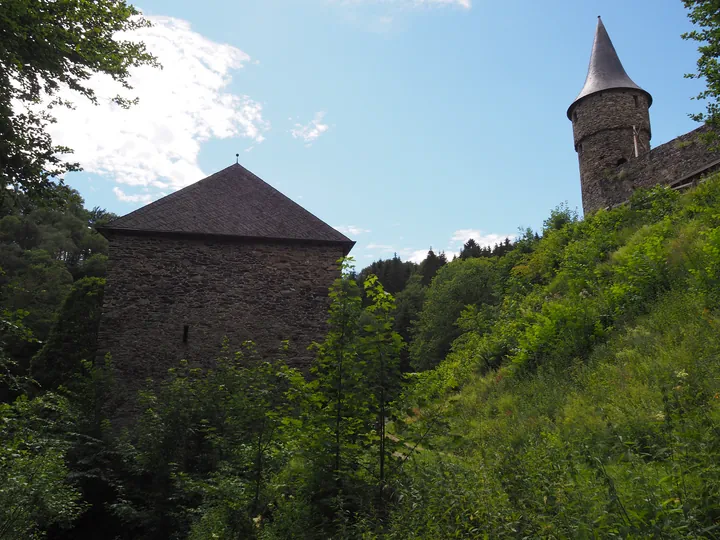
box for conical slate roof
[567,16,652,119]
[100,163,354,247]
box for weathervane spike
[235,153,239,164]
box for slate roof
[568,16,652,119]
[99,163,354,247]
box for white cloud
[397,247,458,263]
[112,187,156,204]
[335,225,371,236]
[450,229,513,249]
[46,15,269,201]
[290,112,330,146]
[394,229,513,265]
[403,249,431,263]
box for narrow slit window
[633,95,639,108]
[183,325,189,343]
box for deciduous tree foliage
[0,0,157,198]
[410,257,501,371]
[2,3,720,536]
[0,393,83,539]
[683,0,720,140]
[0,186,112,365]
[391,181,720,538]
[31,277,105,391]
[288,262,402,537]
[2,181,720,538]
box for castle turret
[568,17,652,214]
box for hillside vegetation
[2,179,720,539]
[385,178,720,538]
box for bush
[31,277,105,391]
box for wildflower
[675,369,689,379]
[653,412,665,421]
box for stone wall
[573,93,720,213]
[96,233,343,401]
[608,125,720,200]
[571,90,652,214]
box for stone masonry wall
[571,90,651,214]
[96,234,343,402]
[607,125,720,201]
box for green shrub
[388,177,720,538]
[31,277,105,391]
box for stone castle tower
[568,17,654,214]
[97,163,354,403]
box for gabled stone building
[569,17,720,214]
[97,163,353,389]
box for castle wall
[571,90,651,214]
[606,125,720,204]
[96,234,343,397]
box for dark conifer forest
[2,0,720,538]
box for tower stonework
[96,163,354,410]
[569,17,653,214]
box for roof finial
[567,16,652,119]
[235,153,239,164]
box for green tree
[682,0,720,141]
[306,260,365,496]
[1,250,73,356]
[393,274,425,371]
[109,347,303,539]
[357,255,417,296]
[0,307,37,403]
[284,261,404,536]
[31,277,105,391]
[0,0,157,198]
[419,249,447,286]
[0,309,81,538]
[0,187,112,366]
[459,238,483,259]
[542,202,578,234]
[359,275,403,498]
[0,393,83,539]
[410,257,499,371]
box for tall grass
[387,178,720,538]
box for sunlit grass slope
[388,178,720,539]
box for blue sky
[55,0,706,266]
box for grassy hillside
[385,178,720,538]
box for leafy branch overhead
[0,0,159,198]
[683,0,720,139]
